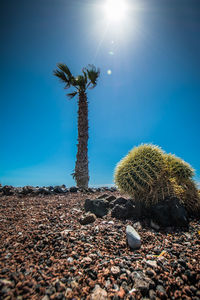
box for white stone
[67,257,73,263]
[111,266,120,275]
[108,221,114,225]
[126,225,141,250]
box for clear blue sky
[1,0,200,187]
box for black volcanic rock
[2,186,15,196]
[69,186,78,193]
[84,198,109,217]
[111,199,137,220]
[150,197,189,227]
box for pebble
[146,260,158,268]
[82,257,92,264]
[67,257,73,263]
[111,266,120,275]
[126,225,141,249]
[149,289,156,299]
[79,213,96,225]
[42,296,49,300]
[90,285,108,300]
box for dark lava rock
[79,213,96,225]
[84,199,109,217]
[113,197,128,206]
[150,197,189,227]
[54,186,65,194]
[22,186,34,195]
[2,185,15,196]
[111,198,139,220]
[34,187,51,195]
[97,194,109,199]
[69,186,78,193]
[106,195,117,202]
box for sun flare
[104,0,128,22]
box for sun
[104,0,128,22]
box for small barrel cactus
[114,144,171,206]
[114,144,200,214]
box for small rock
[2,185,14,196]
[113,197,128,206]
[70,280,78,289]
[133,221,142,230]
[0,279,13,287]
[131,271,150,296]
[156,285,167,297]
[149,289,156,300]
[60,229,72,238]
[126,225,141,250]
[84,199,109,217]
[118,286,125,298]
[146,260,157,268]
[22,186,34,195]
[38,224,46,230]
[82,257,92,264]
[111,266,120,276]
[67,257,73,263]
[95,226,99,233]
[42,296,49,300]
[69,186,78,193]
[97,194,109,199]
[106,195,116,202]
[111,199,138,219]
[145,269,155,277]
[90,285,108,300]
[65,288,73,298]
[53,186,64,194]
[108,221,114,225]
[80,213,96,225]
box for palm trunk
[74,91,89,188]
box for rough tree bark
[74,91,89,188]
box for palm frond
[57,63,72,78]
[86,64,100,86]
[82,69,88,85]
[53,69,68,83]
[67,91,78,99]
[75,75,87,91]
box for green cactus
[114,144,172,206]
[170,177,200,215]
[114,144,200,213]
[164,153,194,179]
[164,153,200,214]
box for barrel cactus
[114,144,171,206]
[114,144,200,214]
[164,153,194,179]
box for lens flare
[105,0,128,22]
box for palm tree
[53,64,100,188]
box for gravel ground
[0,191,200,300]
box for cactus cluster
[114,144,200,214]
